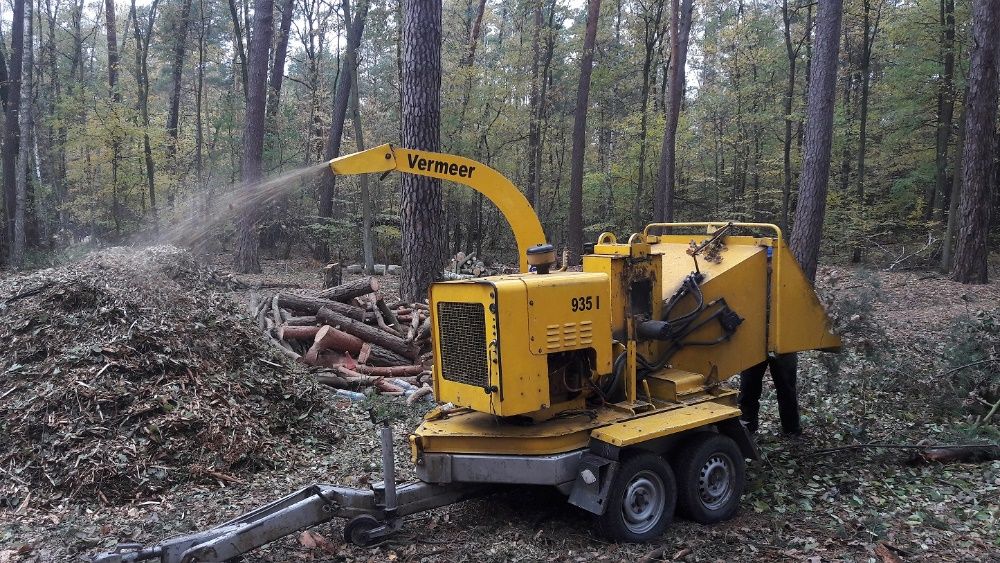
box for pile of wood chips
[254,277,434,404]
[0,247,327,503]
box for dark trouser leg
[769,353,801,434]
[738,361,768,434]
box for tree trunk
[233,0,275,273]
[131,0,160,230]
[951,0,999,284]
[653,0,693,223]
[526,0,543,208]
[567,0,602,260]
[165,0,194,161]
[105,0,122,234]
[789,0,843,283]
[400,0,444,301]
[266,0,294,117]
[633,0,664,233]
[12,0,33,267]
[316,0,369,259]
[941,93,966,272]
[781,0,797,232]
[351,71,375,273]
[932,0,956,221]
[227,0,249,100]
[3,0,26,263]
[855,0,880,207]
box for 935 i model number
[571,295,599,312]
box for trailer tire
[673,434,744,523]
[344,514,381,546]
[595,452,677,542]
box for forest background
[0,0,996,291]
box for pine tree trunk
[165,0,193,161]
[3,0,26,264]
[951,0,999,284]
[932,0,956,221]
[234,0,274,274]
[789,0,843,283]
[131,0,160,230]
[653,0,693,223]
[12,0,33,267]
[105,0,122,234]
[855,0,879,207]
[781,0,797,232]
[266,0,294,117]
[227,0,249,100]
[567,0,602,260]
[941,93,966,272]
[400,0,443,301]
[526,0,543,208]
[316,0,369,259]
[633,0,663,233]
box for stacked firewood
[440,251,492,280]
[251,277,434,404]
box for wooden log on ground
[278,325,322,341]
[365,343,413,367]
[313,325,365,356]
[317,307,418,359]
[352,364,425,377]
[278,293,372,322]
[376,297,401,333]
[284,315,318,326]
[316,277,379,302]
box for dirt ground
[1,252,998,562]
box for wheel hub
[621,470,666,534]
[698,453,734,510]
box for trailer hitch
[90,421,487,562]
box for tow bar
[91,416,486,562]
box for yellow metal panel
[521,272,611,363]
[491,278,550,414]
[411,396,737,455]
[590,402,741,447]
[329,145,546,273]
[770,243,842,353]
[429,282,499,413]
[644,368,705,402]
[651,242,769,379]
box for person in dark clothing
[738,352,801,435]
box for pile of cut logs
[440,251,492,280]
[250,277,434,404]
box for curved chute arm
[328,144,547,273]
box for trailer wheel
[344,515,381,546]
[595,452,677,542]
[673,434,744,523]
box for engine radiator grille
[436,301,490,388]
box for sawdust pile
[0,247,324,503]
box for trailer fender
[567,452,619,516]
[716,418,760,460]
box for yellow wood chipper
[92,146,840,562]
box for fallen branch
[810,442,1000,464]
